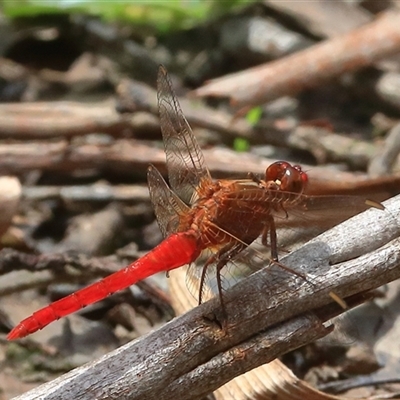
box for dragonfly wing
[147,164,190,238]
[274,194,379,229]
[203,185,384,259]
[157,65,212,204]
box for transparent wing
[216,185,375,225]
[184,189,384,303]
[276,194,379,229]
[147,164,189,238]
[157,65,212,204]
[214,184,378,248]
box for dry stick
[1,138,400,206]
[0,138,316,178]
[169,257,351,400]
[117,77,256,140]
[0,66,388,169]
[0,81,254,140]
[9,195,400,400]
[55,204,125,256]
[22,184,150,203]
[368,122,400,176]
[0,77,392,171]
[193,10,400,108]
[2,246,189,305]
[0,101,129,139]
[0,176,21,236]
[0,93,381,167]
[121,76,380,171]
[264,0,372,38]
[0,78,387,169]
[0,250,159,309]
[261,124,376,170]
[3,139,400,201]
[0,139,169,175]
[0,250,132,282]
[0,138,385,183]
[118,77,378,168]
[0,270,54,298]
[376,71,400,111]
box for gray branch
[11,195,400,400]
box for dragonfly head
[264,161,308,194]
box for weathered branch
[9,194,400,400]
[22,183,149,203]
[0,85,385,170]
[193,10,400,108]
[0,101,130,139]
[3,139,400,201]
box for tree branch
[193,11,400,109]
[10,195,400,400]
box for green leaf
[233,137,250,152]
[3,1,256,33]
[245,106,262,126]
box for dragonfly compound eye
[265,161,291,181]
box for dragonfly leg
[261,216,310,283]
[199,242,246,308]
[199,253,218,305]
[261,215,278,261]
[248,172,261,184]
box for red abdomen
[7,231,201,340]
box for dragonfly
[7,66,380,340]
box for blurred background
[1,1,400,399]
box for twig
[55,204,124,256]
[0,138,382,182]
[0,138,314,177]
[368,122,400,176]
[169,251,374,400]
[0,82,254,141]
[193,10,400,108]
[1,138,400,204]
[264,0,372,38]
[9,194,400,400]
[0,139,168,176]
[0,102,130,139]
[22,184,149,203]
[260,124,376,169]
[0,81,389,170]
[116,78,256,140]
[0,249,165,312]
[0,270,54,298]
[376,71,400,111]
[0,176,21,236]
[0,248,138,278]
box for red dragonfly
[7,66,378,340]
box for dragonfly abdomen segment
[7,231,201,340]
